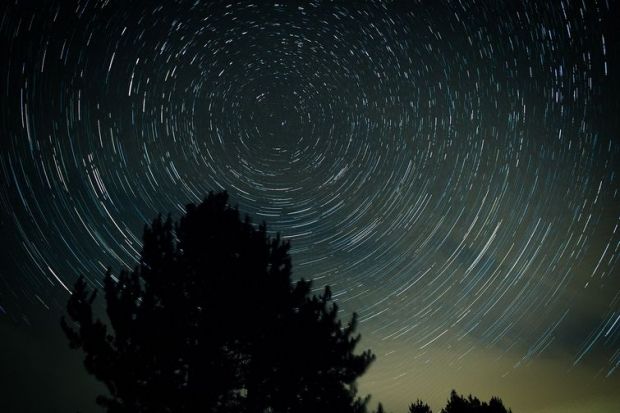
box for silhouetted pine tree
[62,191,375,413]
[440,390,512,413]
[409,399,432,413]
[487,396,512,413]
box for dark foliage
[407,391,512,413]
[409,399,432,413]
[440,390,512,413]
[61,191,375,413]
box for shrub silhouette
[440,390,512,413]
[407,391,512,413]
[409,399,432,413]
[61,191,375,413]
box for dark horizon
[1,1,619,412]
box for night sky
[1,1,619,412]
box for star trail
[0,1,618,412]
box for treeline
[375,390,511,413]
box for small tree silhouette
[409,399,432,413]
[440,390,512,413]
[62,191,375,413]
[488,396,511,413]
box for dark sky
[1,1,619,412]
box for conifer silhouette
[62,191,375,413]
[440,390,512,413]
[409,399,432,413]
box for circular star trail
[1,1,618,410]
